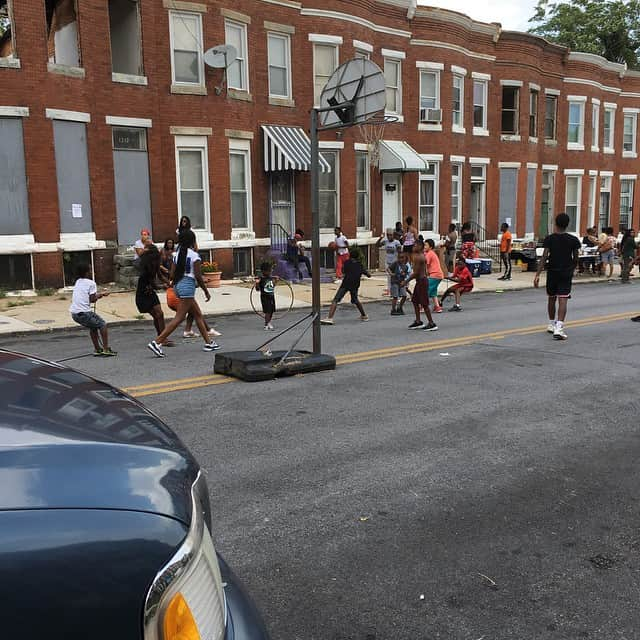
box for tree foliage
[529,0,640,69]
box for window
[419,163,438,232]
[45,0,81,67]
[225,20,248,91]
[63,250,91,287]
[356,151,369,229]
[108,0,143,76]
[267,33,290,99]
[599,175,611,229]
[623,112,637,156]
[112,126,147,151]
[473,80,487,131]
[529,89,538,138]
[419,70,440,121]
[544,95,557,140]
[0,254,32,290]
[501,85,519,135]
[313,44,337,106]
[540,170,554,236]
[175,136,209,230]
[619,179,634,230]
[451,163,462,222]
[319,151,338,228]
[452,75,464,131]
[587,176,597,229]
[229,149,251,229]
[591,102,599,151]
[567,100,585,148]
[170,12,203,85]
[384,59,401,115]
[0,1,15,59]
[603,107,615,151]
[354,49,369,60]
[564,175,581,233]
[233,248,252,276]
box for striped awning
[262,125,331,172]
[379,140,428,172]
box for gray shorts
[333,286,359,304]
[390,283,406,298]
[72,311,106,330]
[600,250,615,265]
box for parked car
[0,349,270,640]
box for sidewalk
[0,269,622,336]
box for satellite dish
[319,59,386,129]
[204,44,237,69]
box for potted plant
[201,261,222,288]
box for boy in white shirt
[69,264,116,356]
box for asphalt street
[2,281,640,639]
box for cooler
[479,258,492,274]
[465,259,481,277]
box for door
[382,172,402,230]
[112,127,152,245]
[540,170,554,237]
[470,182,485,227]
[270,171,294,233]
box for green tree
[529,0,640,69]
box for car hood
[0,350,199,524]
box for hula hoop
[250,279,295,319]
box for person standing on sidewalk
[424,239,444,313]
[444,223,458,274]
[333,227,349,283]
[406,247,438,332]
[620,228,637,283]
[321,249,371,325]
[402,216,418,258]
[534,213,581,341]
[498,222,513,280]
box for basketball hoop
[357,114,399,168]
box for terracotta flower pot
[203,271,222,288]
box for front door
[470,182,485,227]
[112,126,152,245]
[270,171,294,233]
[382,172,402,231]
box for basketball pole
[310,108,321,355]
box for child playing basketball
[256,262,278,330]
[440,255,474,311]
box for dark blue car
[0,349,270,640]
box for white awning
[379,140,428,172]
[262,125,331,172]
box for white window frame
[318,149,340,230]
[529,88,539,140]
[174,135,210,233]
[623,109,638,158]
[599,174,612,229]
[603,104,616,154]
[169,11,204,87]
[267,31,291,100]
[451,162,462,223]
[313,43,338,107]
[500,81,521,137]
[355,150,370,230]
[591,100,600,152]
[418,162,439,234]
[587,174,598,229]
[619,176,635,229]
[225,19,249,92]
[228,139,253,231]
[418,65,442,131]
[452,74,465,133]
[384,58,402,119]
[472,78,488,135]
[564,174,582,234]
[567,97,586,150]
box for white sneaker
[547,322,556,334]
[264,325,270,331]
[553,326,568,340]
[360,315,369,322]
[183,331,196,338]
[208,328,222,337]
[267,322,275,330]
[203,341,221,351]
[147,340,165,358]
[320,318,334,325]
[333,279,342,284]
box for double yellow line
[123,310,636,398]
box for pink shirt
[425,250,443,279]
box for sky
[419,0,540,33]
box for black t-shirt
[342,259,369,290]
[582,235,596,248]
[543,232,581,272]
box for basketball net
[356,115,399,168]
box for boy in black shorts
[256,262,278,330]
[534,212,581,340]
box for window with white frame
[170,12,203,85]
[419,70,440,121]
[314,44,337,106]
[267,32,291,99]
[451,163,462,222]
[587,175,597,229]
[384,59,401,115]
[544,95,557,140]
[603,106,615,151]
[453,75,464,130]
[354,49,370,60]
[623,112,637,155]
[355,151,369,229]
[591,102,600,151]
[229,143,252,229]
[473,80,487,131]
[175,137,209,230]
[567,100,585,148]
[501,85,519,134]
[319,151,338,229]
[620,178,634,229]
[419,163,438,232]
[225,20,249,91]
[529,88,538,138]
[599,175,611,229]
[564,175,581,233]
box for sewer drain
[33,319,54,325]
[589,554,617,569]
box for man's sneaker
[147,341,165,357]
[408,321,424,329]
[320,318,334,325]
[547,322,556,333]
[433,305,443,313]
[208,327,222,337]
[390,309,400,315]
[398,307,405,315]
[360,315,369,322]
[423,322,438,332]
[333,279,342,284]
[504,276,512,280]
[449,304,462,312]
[553,326,568,340]
[631,315,640,322]
[93,349,103,357]
[203,342,221,351]
[267,322,275,330]
[497,275,506,281]
[100,347,117,357]
[183,331,196,338]
[264,325,271,331]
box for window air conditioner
[420,108,442,123]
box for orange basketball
[328,241,337,251]
[166,286,179,311]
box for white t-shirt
[336,234,349,255]
[173,248,201,279]
[69,278,97,314]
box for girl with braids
[136,245,173,344]
[147,229,220,357]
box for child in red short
[440,256,474,311]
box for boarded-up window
[0,117,30,235]
[499,168,518,228]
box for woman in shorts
[136,245,172,344]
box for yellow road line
[124,310,637,398]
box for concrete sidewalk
[0,268,625,335]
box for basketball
[328,241,337,251]
[166,286,179,311]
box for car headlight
[144,471,227,640]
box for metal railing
[465,221,501,265]
[270,223,290,254]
